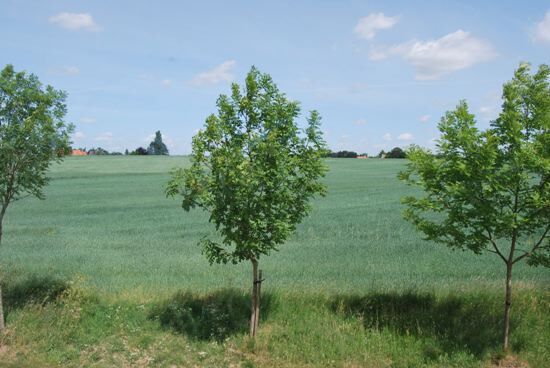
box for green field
[0,156,548,367]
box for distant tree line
[322,147,406,159]
[74,130,169,156]
[378,147,406,159]
[324,150,358,158]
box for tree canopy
[399,63,549,350]
[0,64,73,244]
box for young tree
[147,130,169,155]
[166,67,327,337]
[0,64,73,330]
[399,63,549,351]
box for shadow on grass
[149,288,273,341]
[330,292,520,359]
[2,275,68,315]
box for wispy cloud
[354,13,399,40]
[79,117,96,124]
[191,60,236,86]
[161,79,172,87]
[419,114,431,122]
[533,11,550,44]
[383,133,392,141]
[353,119,368,126]
[370,30,496,80]
[73,131,85,139]
[95,132,113,142]
[49,12,101,32]
[62,66,80,75]
[397,132,414,141]
[49,66,80,76]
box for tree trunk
[249,258,260,337]
[0,283,4,332]
[0,204,7,331]
[503,262,513,351]
[0,205,5,246]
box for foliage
[147,130,169,155]
[166,67,328,265]
[0,64,73,244]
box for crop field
[0,156,548,367]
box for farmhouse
[71,149,87,156]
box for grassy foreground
[0,156,548,367]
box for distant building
[71,149,87,156]
[357,155,368,159]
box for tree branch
[484,229,507,263]
[513,225,550,264]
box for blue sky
[1,0,549,154]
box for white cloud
[49,66,80,76]
[79,117,96,124]
[95,132,113,142]
[191,60,236,86]
[49,12,100,31]
[371,30,496,80]
[62,66,80,75]
[533,11,550,44]
[354,13,399,40]
[397,132,414,141]
[161,79,172,87]
[383,133,392,141]
[419,114,431,122]
[353,119,368,126]
[73,131,85,139]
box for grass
[0,156,548,367]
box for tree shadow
[149,288,273,341]
[2,274,68,315]
[330,292,522,359]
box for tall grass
[2,156,548,295]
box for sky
[1,0,549,155]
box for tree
[166,67,327,337]
[147,130,169,155]
[131,147,148,155]
[386,147,406,158]
[399,63,549,351]
[377,150,386,158]
[0,64,73,330]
